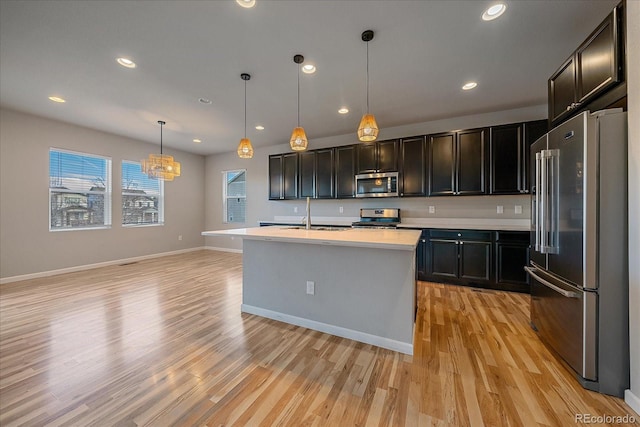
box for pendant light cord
[366,41,370,114]
[297,65,300,127]
[244,79,247,139]
[160,122,163,155]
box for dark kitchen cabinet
[335,145,357,198]
[400,136,426,197]
[489,120,546,195]
[428,129,486,196]
[426,230,492,286]
[299,148,335,199]
[495,231,530,293]
[416,230,429,281]
[268,153,298,200]
[356,139,398,174]
[549,3,624,125]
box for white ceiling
[0,0,620,156]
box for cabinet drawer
[429,229,492,242]
[495,231,529,243]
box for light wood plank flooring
[0,250,637,426]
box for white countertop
[398,218,530,231]
[202,226,421,251]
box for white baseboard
[0,247,206,285]
[204,246,243,254]
[241,304,413,355]
[625,389,640,417]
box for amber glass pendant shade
[357,113,379,142]
[142,120,181,181]
[289,126,308,151]
[237,137,254,158]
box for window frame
[222,169,247,224]
[49,147,112,232]
[121,159,165,228]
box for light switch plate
[428,206,435,214]
[515,205,522,214]
[306,281,315,295]
[294,206,298,213]
[497,205,504,214]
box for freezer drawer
[527,266,597,380]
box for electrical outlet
[515,205,522,214]
[497,205,504,214]
[306,281,315,295]
[294,206,298,213]
[428,206,435,214]
[339,206,344,213]
[178,235,183,241]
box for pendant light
[290,54,308,151]
[237,73,254,159]
[141,120,181,181]
[357,30,379,142]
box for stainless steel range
[351,208,400,229]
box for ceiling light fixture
[482,3,507,21]
[290,55,308,151]
[236,0,256,8]
[302,64,316,74]
[237,73,254,159]
[255,125,265,130]
[48,96,66,103]
[141,121,181,181]
[199,97,212,105]
[462,82,478,90]
[338,107,349,114]
[193,139,202,144]
[357,30,379,142]
[116,57,136,68]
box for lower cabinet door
[459,241,491,282]
[429,239,458,280]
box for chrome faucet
[305,196,311,230]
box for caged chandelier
[141,120,181,181]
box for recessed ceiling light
[302,64,316,74]
[48,96,66,103]
[462,82,478,90]
[116,57,136,68]
[236,0,256,8]
[482,3,507,21]
[193,139,202,144]
[338,107,349,114]
[199,97,212,105]
[255,125,265,130]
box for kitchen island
[202,227,421,354]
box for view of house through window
[49,148,112,230]
[223,170,246,223]
[122,160,164,226]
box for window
[223,169,246,223]
[122,160,164,226]
[49,148,112,230]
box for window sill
[49,225,112,232]
[122,223,164,228]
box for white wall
[0,108,206,280]
[204,104,546,250]
[626,0,640,415]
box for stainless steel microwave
[355,172,399,198]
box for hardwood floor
[0,250,637,426]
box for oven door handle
[524,267,580,298]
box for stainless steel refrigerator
[526,109,629,397]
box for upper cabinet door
[428,132,456,196]
[400,136,426,197]
[490,124,523,195]
[299,151,316,198]
[356,143,377,174]
[282,153,298,199]
[576,7,621,104]
[377,139,399,172]
[335,145,356,198]
[315,148,335,199]
[549,56,577,124]
[457,128,486,195]
[268,155,283,200]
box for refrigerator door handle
[547,149,560,254]
[525,267,580,298]
[540,150,548,252]
[534,152,542,252]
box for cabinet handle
[457,233,461,237]
[566,105,572,111]
[455,241,459,245]
[460,241,464,245]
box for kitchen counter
[202,226,421,251]
[202,226,420,355]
